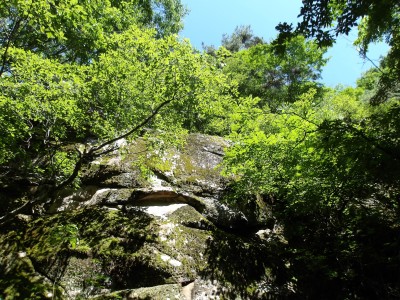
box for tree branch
[0,17,23,77]
[54,98,173,192]
[91,99,172,153]
[0,196,41,226]
[0,99,174,225]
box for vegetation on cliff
[0,0,399,299]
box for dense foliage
[0,0,186,66]
[221,35,327,110]
[217,1,400,296]
[0,0,399,299]
[222,84,400,298]
[0,0,234,220]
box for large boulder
[0,134,292,299]
[51,134,258,230]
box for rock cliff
[0,134,292,299]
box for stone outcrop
[0,134,292,299]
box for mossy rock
[169,205,215,231]
[0,134,288,299]
[0,203,290,299]
[91,283,185,299]
[0,206,212,299]
[0,218,62,300]
[0,207,160,299]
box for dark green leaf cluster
[222,77,400,297]
[215,5,400,296]
[221,25,264,53]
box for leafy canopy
[216,25,400,296]
[0,0,187,66]
[0,25,232,188]
[222,75,400,297]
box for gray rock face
[51,134,251,230]
[0,134,292,300]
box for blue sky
[179,0,389,87]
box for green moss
[147,154,174,173]
[120,133,224,187]
[97,237,125,256]
[147,206,214,281]
[0,207,163,298]
[92,283,182,299]
[169,205,214,230]
[173,153,212,183]
[0,231,62,300]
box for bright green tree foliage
[0,24,231,189]
[0,0,186,66]
[0,48,86,178]
[222,80,400,297]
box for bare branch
[0,197,39,226]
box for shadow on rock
[200,229,291,299]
